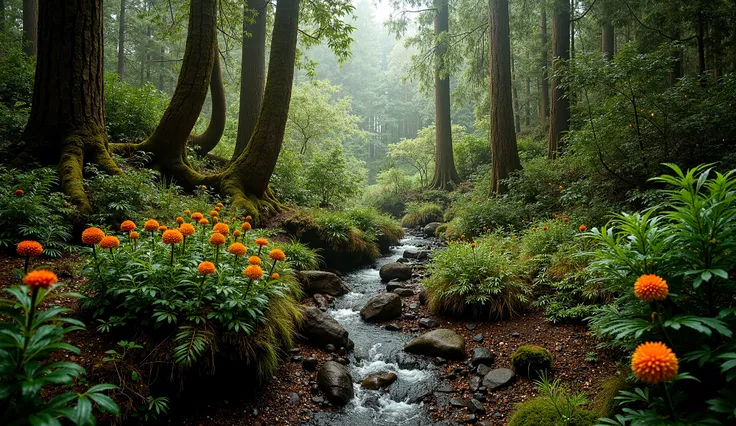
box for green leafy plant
[104,73,168,142]
[509,373,599,426]
[401,202,444,228]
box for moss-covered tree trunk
[16,0,121,216]
[218,0,299,217]
[489,0,521,195]
[428,0,460,190]
[132,0,217,184]
[22,0,37,56]
[232,0,267,162]
[191,46,226,155]
[547,0,569,160]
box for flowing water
[307,235,447,426]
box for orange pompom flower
[579,225,587,232]
[563,217,569,223]
[162,229,183,245]
[271,273,280,280]
[241,222,252,231]
[634,274,669,302]
[269,249,286,262]
[14,189,24,196]
[248,256,262,265]
[255,238,268,246]
[212,217,219,224]
[229,242,247,256]
[158,225,168,232]
[244,264,263,280]
[17,240,43,257]
[197,218,208,226]
[82,227,105,245]
[100,236,120,256]
[213,223,230,236]
[144,219,159,232]
[532,227,537,232]
[23,269,58,290]
[198,261,216,275]
[209,233,226,246]
[210,210,219,217]
[121,220,136,232]
[216,202,223,208]
[471,243,476,249]
[233,230,242,241]
[201,185,207,190]
[184,209,191,215]
[215,206,221,212]
[130,231,140,240]
[191,212,204,221]
[245,215,252,222]
[176,216,185,225]
[631,342,678,384]
[179,223,195,236]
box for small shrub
[279,239,322,270]
[511,345,553,378]
[443,197,528,239]
[509,372,598,426]
[401,202,444,227]
[422,233,529,319]
[105,73,168,141]
[518,220,576,260]
[304,145,365,208]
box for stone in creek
[469,376,481,392]
[386,281,405,291]
[385,323,401,331]
[470,347,495,367]
[476,364,491,377]
[449,397,467,408]
[288,392,300,405]
[403,249,419,259]
[467,398,486,415]
[292,355,302,362]
[418,317,438,328]
[472,333,484,343]
[360,292,402,322]
[416,250,430,260]
[473,393,486,402]
[379,262,412,282]
[297,271,349,296]
[302,357,318,371]
[313,293,329,309]
[423,222,442,237]
[397,257,409,263]
[317,361,354,406]
[299,307,349,349]
[435,384,455,393]
[361,372,398,390]
[393,288,414,297]
[325,344,336,353]
[482,368,515,391]
[403,313,416,320]
[404,329,466,360]
[418,288,427,305]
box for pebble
[465,323,477,331]
[325,344,336,353]
[467,398,485,415]
[292,355,302,362]
[472,333,484,343]
[449,397,466,408]
[288,392,300,405]
[385,323,401,331]
[302,357,318,371]
[418,317,438,328]
[511,332,520,338]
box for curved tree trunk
[547,0,569,160]
[16,0,121,216]
[191,47,226,155]
[22,0,37,56]
[232,0,267,162]
[218,0,299,218]
[489,0,521,195]
[132,0,217,184]
[428,0,460,190]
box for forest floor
[0,237,620,426]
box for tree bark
[489,0,521,195]
[22,0,37,56]
[117,0,125,80]
[191,47,226,155]
[539,7,549,120]
[130,0,217,183]
[525,76,531,126]
[17,0,121,216]
[233,0,267,162]
[547,0,569,160]
[219,0,299,217]
[601,0,614,61]
[428,0,460,190]
[512,53,521,133]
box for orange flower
[198,261,216,275]
[144,219,159,232]
[158,225,168,232]
[120,220,136,232]
[209,233,226,246]
[248,256,262,265]
[184,209,191,215]
[229,243,247,256]
[579,225,587,232]
[244,264,263,280]
[100,236,120,250]
[532,227,537,232]
[130,231,140,240]
[241,222,252,231]
[215,207,221,212]
[271,273,280,280]
[81,227,105,245]
[631,342,678,384]
[563,217,569,223]
[216,202,223,208]
[176,216,185,225]
[213,217,219,224]
[179,223,195,236]
[255,238,269,247]
[269,249,286,262]
[460,234,466,239]
[14,189,24,196]
[245,215,252,222]
[23,269,58,289]
[634,274,668,302]
[542,226,548,231]
[17,240,43,257]
[210,210,219,217]
[471,243,476,249]
[213,223,230,235]
[198,218,209,226]
[191,212,204,221]
[162,229,183,245]
[233,230,242,238]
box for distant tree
[547,0,569,159]
[305,145,364,207]
[117,0,125,79]
[22,0,37,56]
[539,4,549,120]
[388,126,435,187]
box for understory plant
[509,373,598,426]
[587,165,736,425]
[0,270,119,424]
[400,202,443,228]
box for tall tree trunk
[232,0,267,161]
[117,0,125,80]
[525,76,531,126]
[191,47,226,155]
[428,0,460,190]
[131,0,217,182]
[219,0,299,217]
[17,0,121,216]
[489,0,521,195]
[601,0,614,60]
[512,53,521,133]
[697,11,706,81]
[540,7,549,120]
[547,0,569,159]
[22,0,37,56]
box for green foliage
[0,282,119,424]
[0,42,34,144]
[422,233,529,319]
[0,167,75,257]
[591,373,633,419]
[443,196,528,239]
[362,168,416,217]
[511,345,553,378]
[104,73,169,141]
[304,145,365,208]
[509,397,599,426]
[401,202,443,228]
[454,132,491,180]
[588,165,736,424]
[279,239,322,271]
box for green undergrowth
[508,398,599,426]
[401,202,444,228]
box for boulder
[313,293,329,309]
[360,293,402,322]
[386,281,405,291]
[470,348,495,367]
[300,307,349,348]
[361,372,398,390]
[298,271,349,296]
[379,262,412,282]
[317,361,354,406]
[482,368,515,391]
[393,288,414,297]
[404,329,466,360]
[423,222,442,236]
[403,249,419,259]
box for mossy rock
[511,345,552,378]
[508,398,599,426]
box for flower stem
[170,244,175,266]
[23,256,29,275]
[18,287,39,369]
[663,383,677,420]
[269,261,277,277]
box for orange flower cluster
[213,223,230,235]
[14,189,24,196]
[198,218,209,226]
[144,219,159,232]
[191,212,204,221]
[271,273,280,280]
[158,225,168,232]
[248,256,262,265]
[82,227,105,245]
[179,223,195,236]
[229,243,247,256]
[241,222,252,231]
[255,238,269,247]
[244,265,263,280]
[121,220,136,232]
[216,202,223,208]
[23,269,58,289]
[130,231,140,240]
[634,274,668,302]
[631,342,678,384]
[579,225,587,232]
[162,229,183,245]
[209,233,226,246]
[100,236,120,250]
[17,240,43,257]
[269,249,286,262]
[198,261,216,275]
